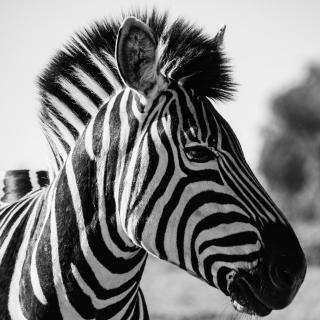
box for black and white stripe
[0,170,49,204]
[0,10,305,319]
[38,10,234,176]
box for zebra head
[114,17,306,316]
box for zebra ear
[116,17,159,96]
[214,25,226,47]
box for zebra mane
[38,9,235,175]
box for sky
[0,0,320,175]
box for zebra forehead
[149,84,220,144]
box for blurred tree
[260,65,320,222]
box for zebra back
[0,170,49,204]
[38,9,235,177]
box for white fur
[59,77,98,116]
[29,170,40,191]
[47,94,84,133]
[73,66,109,101]
[89,52,123,93]
[49,112,76,150]
[84,119,95,160]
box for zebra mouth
[229,276,271,317]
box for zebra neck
[45,128,150,319]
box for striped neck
[47,95,150,318]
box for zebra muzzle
[228,223,307,317]
[229,272,272,316]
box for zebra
[0,10,306,319]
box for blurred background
[1,0,320,319]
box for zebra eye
[184,145,216,163]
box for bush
[259,65,320,223]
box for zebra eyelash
[184,144,219,163]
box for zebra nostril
[263,223,307,295]
[272,264,294,288]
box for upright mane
[38,9,235,176]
